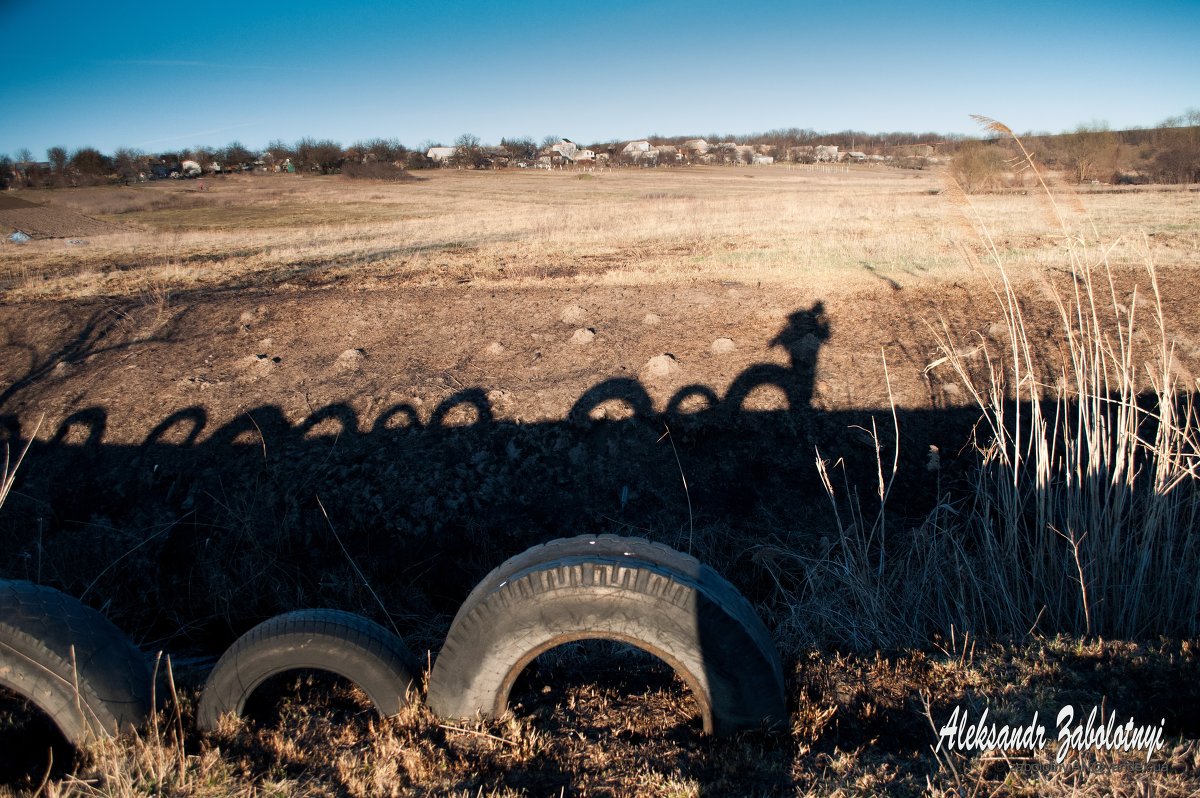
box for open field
[3,167,1198,299]
[1,165,1199,795]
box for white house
[426,146,458,163]
[549,139,596,163]
[656,145,680,162]
[814,145,840,162]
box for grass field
[3,167,1196,300]
[1,163,1198,796]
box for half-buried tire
[0,579,152,746]
[453,534,779,676]
[428,542,786,735]
[197,609,419,732]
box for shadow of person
[723,301,830,416]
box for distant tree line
[3,111,1199,190]
[949,111,1200,191]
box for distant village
[422,138,939,170]
[1,134,943,187]
[4,121,1195,187]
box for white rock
[561,304,587,324]
[571,328,596,345]
[711,337,736,354]
[337,348,366,370]
[642,354,681,380]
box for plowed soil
[0,195,119,238]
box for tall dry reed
[765,119,1200,650]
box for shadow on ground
[0,302,1190,795]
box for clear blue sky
[2,0,1197,156]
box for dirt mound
[0,204,119,239]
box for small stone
[642,313,661,325]
[484,341,506,357]
[561,304,587,325]
[571,328,595,345]
[234,353,278,381]
[337,348,366,370]
[643,353,682,381]
[711,337,736,354]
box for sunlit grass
[3,167,1195,301]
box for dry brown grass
[2,639,1195,797]
[3,167,1195,302]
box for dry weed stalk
[0,415,42,514]
[931,118,1200,639]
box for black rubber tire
[0,579,152,746]
[196,609,420,732]
[457,534,703,616]
[452,534,781,693]
[428,549,786,735]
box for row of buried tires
[0,534,786,753]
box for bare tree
[69,147,109,184]
[294,138,344,173]
[354,137,407,163]
[47,146,68,185]
[1158,108,1200,128]
[452,133,483,168]
[950,141,1007,193]
[500,136,537,161]
[1058,124,1119,183]
[1151,125,1200,184]
[221,141,254,170]
[113,148,147,183]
